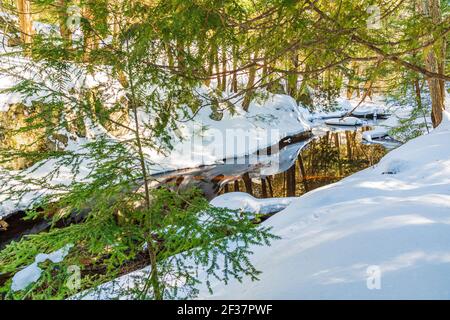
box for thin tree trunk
[82,4,98,62]
[215,45,221,90]
[234,179,240,192]
[165,42,174,68]
[346,63,360,99]
[221,45,227,91]
[414,78,430,133]
[205,42,215,87]
[287,54,299,99]
[125,39,162,300]
[335,133,343,177]
[231,44,238,92]
[242,172,253,195]
[266,176,274,197]
[57,0,71,44]
[298,154,309,192]
[176,39,185,69]
[345,131,353,160]
[242,50,259,111]
[261,178,268,198]
[286,164,296,197]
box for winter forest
[0,0,449,300]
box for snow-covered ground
[76,109,450,300]
[204,111,450,299]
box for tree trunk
[287,54,299,99]
[82,4,99,62]
[221,45,227,91]
[261,178,268,198]
[414,78,431,133]
[419,0,446,127]
[286,164,296,197]
[335,133,343,177]
[266,176,274,197]
[346,63,360,99]
[16,0,33,46]
[242,173,253,196]
[215,45,221,90]
[345,131,353,160]
[242,50,259,111]
[298,154,309,192]
[205,44,215,87]
[57,0,71,43]
[233,179,240,192]
[231,44,238,92]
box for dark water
[218,127,387,198]
[144,126,387,200]
[0,127,388,248]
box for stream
[0,124,396,249]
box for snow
[0,29,311,219]
[140,92,311,173]
[0,90,311,219]
[362,128,389,142]
[308,97,389,121]
[210,192,295,215]
[201,110,450,299]
[11,244,73,292]
[2,11,450,299]
[76,110,450,300]
[324,116,363,127]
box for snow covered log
[325,116,363,127]
[210,192,295,215]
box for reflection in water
[219,127,387,199]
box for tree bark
[233,179,240,192]
[242,50,259,111]
[231,44,238,92]
[298,154,309,192]
[345,131,353,160]
[242,172,253,196]
[414,78,431,133]
[261,178,268,198]
[57,0,71,43]
[266,176,274,197]
[419,0,446,127]
[221,45,227,91]
[286,164,296,197]
[16,0,33,46]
